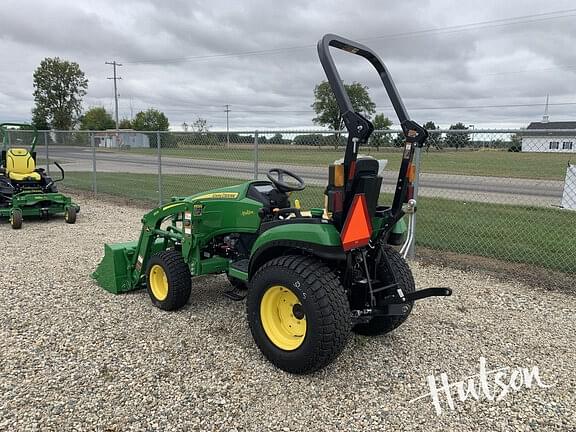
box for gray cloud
[1,0,575,130]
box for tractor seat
[5,148,41,181]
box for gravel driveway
[1,194,574,431]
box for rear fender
[249,222,345,278]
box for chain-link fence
[3,127,575,273]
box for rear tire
[247,255,351,374]
[10,210,22,229]
[352,246,415,336]
[64,207,77,224]
[146,250,191,311]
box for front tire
[64,207,77,224]
[247,255,351,374]
[146,250,191,311]
[352,246,415,336]
[10,210,22,229]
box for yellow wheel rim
[260,285,306,351]
[149,264,169,301]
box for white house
[521,121,576,153]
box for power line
[122,8,576,64]
[155,101,576,114]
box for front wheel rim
[149,264,169,301]
[260,285,306,351]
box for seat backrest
[6,148,36,174]
[350,157,382,217]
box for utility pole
[224,104,231,147]
[105,61,122,145]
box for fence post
[157,131,163,205]
[90,132,97,194]
[44,131,50,176]
[408,145,422,259]
[254,130,259,180]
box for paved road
[47,146,565,207]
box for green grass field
[64,171,576,274]
[114,146,573,180]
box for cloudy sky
[1,0,575,130]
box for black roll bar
[317,33,410,126]
[317,34,428,229]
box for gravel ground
[0,194,575,431]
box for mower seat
[6,149,41,182]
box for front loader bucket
[92,241,139,294]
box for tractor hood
[182,182,252,204]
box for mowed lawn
[64,172,576,273]
[115,146,573,180]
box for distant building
[521,121,576,153]
[94,129,150,148]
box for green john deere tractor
[0,123,80,229]
[93,34,451,374]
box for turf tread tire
[146,250,191,311]
[247,254,351,374]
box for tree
[32,57,88,130]
[32,107,50,130]
[269,133,284,145]
[445,122,470,149]
[119,118,132,129]
[293,134,324,146]
[392,132,405,147]
[190,117,217,146]
[312,81,376,132]
[132,108,170,148]
[132,108,169,131]
[509,133,522,152]
[80,107,115,130]
[370,114,392,149]
[423,121,442,150]
[191,117,209,133]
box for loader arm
[129,201,189,285]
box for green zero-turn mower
[0,123,80,229]
[93,34,452,374]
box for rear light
[407,163,416,184]
[329,164,345,187]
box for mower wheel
[353,245,415,336]
[10,210,22,229]
[146,250,191,311]
[247,255,350,374]
[64,207,77,224]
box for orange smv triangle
[341,194,373,251]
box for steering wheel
[266,168,305,193]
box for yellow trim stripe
[162,203,185,211]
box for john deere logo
[242,209,255,217]
[195,192,239,200]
